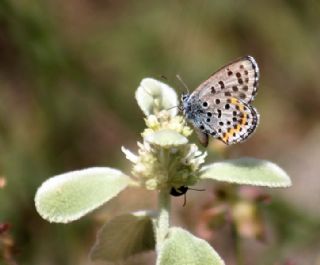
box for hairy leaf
[200,158,291,187]
[145,129,188,147]
[90,211,156,262]
[35,167,131,223]
[157,227,225,265]
[136,78,178,116]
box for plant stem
[232,224,244,265]
[156,188,171,252]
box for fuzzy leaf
[136,78,178,116]
[157,227,225,265]
[200,158,291,187]
[145,129,188,148]
[35,167,131,223]
[90,211,156,262]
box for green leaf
[145,129,188,148]
[200,158,291,187]
[135,78,178,116]
[35,167,131,223]
[90,211,156,262]
[157,227,225,265]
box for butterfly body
[181,56,260,146]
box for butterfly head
[180,93,190,111]
[181,93,189,102]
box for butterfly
[181,55,260,147]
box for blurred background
[0,0,320,264]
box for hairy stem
[232,224,244,265]
[156,188,171,252]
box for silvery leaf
[200,158,291,187]
[136,78,178,116]
[90,211,156,262]
[35,167,131,223]
[145,129,188,148]
[156,227,225,265]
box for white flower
[122,138,206,191]
[121,147,139,163]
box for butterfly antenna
[176,74,190,94]
[160,75,168,80]
[166,105,179,111]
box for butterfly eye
[181,94,189,101]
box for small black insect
[170,186,205,206]
[170,186,189,197]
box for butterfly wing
[197,96,259,145]
[193,56,259,104]
[183,55,260,145]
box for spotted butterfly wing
[195,96,259,145]
[196,56,259,103]
[182,56,260,146]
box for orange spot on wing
[221,97,250,144]
[241,114,247,125]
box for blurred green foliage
[0,0,320,264]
